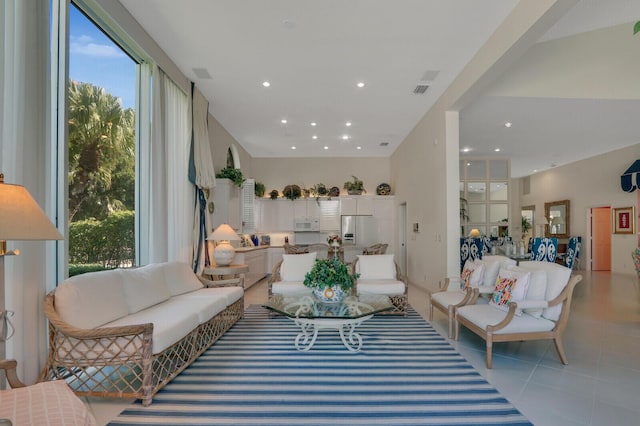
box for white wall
[520,144,640,276]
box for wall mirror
[544,200,570,239]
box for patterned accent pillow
[489,268,531,313]
[460,260,485,290]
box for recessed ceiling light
[494,148,501,152]
[262,81,271,87]
[341,135,350,140]
[310,122,317,126]
[462,148,471,153]
[323,146,329,150]
[291,146,296,150]
[466,162,471,166]
[345,121,352,127]
[504,121,512,128]
[281,119,287,124]
[356,146,362,150]
[312,135,318,140]
[357,82,365,88]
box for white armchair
[352,254,408,316]
[429,255,516,338]
[267,252,317,297]
[455,261,583,368]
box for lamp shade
[551,216,565,225]
[468,228,481,238]
[0,180,63,241]
[207,224,240,241]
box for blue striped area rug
[109,305,531,426]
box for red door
[591,207,611,271]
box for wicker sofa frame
[40,276,243,406]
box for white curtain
[0,0,54,384]
[149,66,193,263]
[190,85,215,274]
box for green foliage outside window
[69,210,135,269]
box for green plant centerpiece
[344,175,366,195]
[215,167,244,187]
[303,258,359,303]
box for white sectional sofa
[41,261,244,406]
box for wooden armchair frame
[0,359,26,388]
[455,274,582,368]
[429,278,476,338]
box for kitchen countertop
[235,245,281,253]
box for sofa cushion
[181,286,244,306]
[104,301,200,354]
[356,254,395,280]
[460,259,485,289]
[271,281,312,295]
[281,252,317,281]
[171,291,228,323]
[489,268,530,314]
[508,265,548,318]
[457,304,556,334]
[479,255,516,288]
[55,269,129,329]
[515,261,571,321]
[357,279,405,296]
[121,264,171,314]
[163,261,204,296]
[431,290,466,309]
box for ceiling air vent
[413,83,430,94]
[379,142,389,147]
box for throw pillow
[460,259,485,290]
[507,266,547,318]
[281,252,317,281]
[489,268,531,314]
[356,254,396,280]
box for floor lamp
[0,174,63,388]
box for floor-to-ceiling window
[52,0,151,278]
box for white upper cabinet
[340,196,374,215]
[293,199,320,219]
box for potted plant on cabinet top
[215,167,244,188]
[344,175,366,195]
[303,258,359,303]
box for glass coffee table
[263,293,393,352]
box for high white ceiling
[120,0,640,177]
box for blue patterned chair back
[531,237,558,262]
[460,238,484,271]
[481,237,492,255]
[564,236,581,269]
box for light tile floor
[87,270,640,425]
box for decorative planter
[347,190,363,195]
[314,285,345,303]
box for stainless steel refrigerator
[341,215,378,247]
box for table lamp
[207,224,240,266]
[0,173,63,384]
[468,228,481,238]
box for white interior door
[398,203,407,275]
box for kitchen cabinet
[256,199,294,232]
[233,247,267,288]
[340,196,374,215]
[212,178,241,231]
[293,199,320,219]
